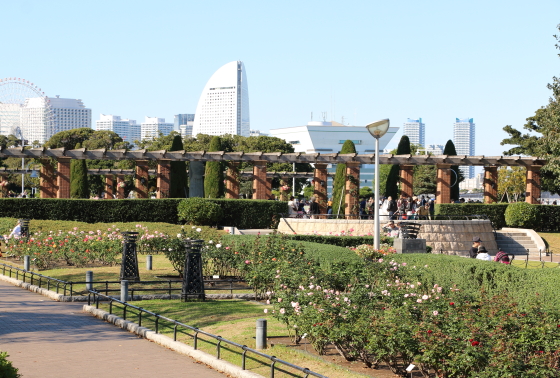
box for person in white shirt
[476,246,492,261]
[8,220,22,239]
[287,196,297,217]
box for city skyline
[1,1,559,157]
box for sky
[2,0,559,160]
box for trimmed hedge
[530,205,560,232]
[391,253,560,309]
[0,198,287,229]
[435,203,508,229]
[285,234,393,247]
[505,202,540,229]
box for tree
[501,24,560,193]
[413,164,437,195]
[169,135,188,198]
[82,130,124,150]
[498,166,526,202]
[442,140,464,201]
[45,128,95,150]
[70,143,89,198]
[385,136,411,199]
[360,186,373,198]
[204,136,224,198]
[331,140,357,215]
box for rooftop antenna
[311,112,313,121]
[322,112,327,122]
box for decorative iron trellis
[120,232,140,281]
[181,239,205,301]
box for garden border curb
[83,304,265,378]
[0,273,65,301]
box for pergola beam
[0,147,546,167]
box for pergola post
[483,166,498,203]
[135,160,150,199]
[40,159,56,198]
[105,175,115,199]
[116,174,125,199]
[399,164,414,198]
[345,162,360,217]
[252,161,269,200]
[436,163,452,204]
[526,165,541,204]
[313,163,328,214]
[225,162,240,199]
[56,158,71,199]
[156,160,171,199]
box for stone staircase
[495,230,542,256]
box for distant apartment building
[453,118,476,179]
[249,129,268,137]
[403,118,425,147]
[174,114,195,139]
[2,96,91,144]
[459,172,483,191]
[95,114,140,145]
[141,117,174,140]
[425,144,444,155]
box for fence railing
[87,290,327,378]
[0,263,250,297]
[281,212,491,221]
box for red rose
[471,341,480,346]
[449,302,454,306]
[427,330,433,334]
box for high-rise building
[453,117,476,179]
[140,117,173,140]
[192,61,250,137]
[403,118,425,147]
[425,144,444,155]
[179,124,193,139]
[95,114,140,145]
[8,96,91,144]
[174,114,195,132]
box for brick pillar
[56,158,71,199]
[157,160,171,199]
[116,174,125,199]
[483,166,498,204]
[40,159,56,198]
[105,175,115,199]
[345,162,361,217]
[225,162,240,199]
[314,163,328,214]
[526,165,541,204]
[135,160,149,199]
[252,161,268,200]
[436,164,452,204]
[399,164,414,198]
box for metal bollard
[121,280,129,302]
[146,255,153,271]
[24,255,30,271]
[256,319,267,350]
[86,271,93,291]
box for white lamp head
[365,119,390,138]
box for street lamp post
[366,119,390,250]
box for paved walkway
[0,280,226,378]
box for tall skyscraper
[140,117,174,140]
[95,114,140,145]
[453,117,476,179]
[174,114,195,132]
[192,61,250,137]
[403,118,425,147]
[13,96,91,144]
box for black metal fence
[87,290,328,378]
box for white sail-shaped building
[192,61,250,137]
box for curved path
[0,280,226,378]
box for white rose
[196,228,201,232]
[216,244,222,248]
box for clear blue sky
[2,0,559,157]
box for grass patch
[98,299,369,378]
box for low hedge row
[436,202,560,231]
[285,234,394,247]
[435,203,508,229]
[391,253,560,309]
[0,198,287,229]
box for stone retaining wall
[277,218,497,256]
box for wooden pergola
[0,147,546,213]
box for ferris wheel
[0,77,56,144]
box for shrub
[435,203,508,229]
[286,234,393,247]
[0,352,20,378]
[505,201,540,229]
[331,140,356,215]
[169,135,188,198]
[204,136,224,198]
[178,198,223,226]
